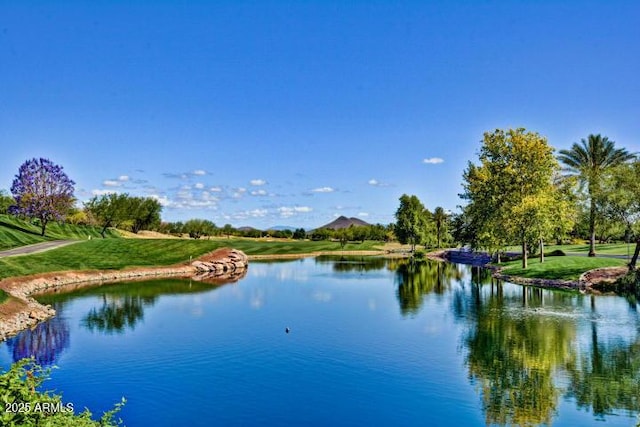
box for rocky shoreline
[0,248,248,342]
[436,249,627,293]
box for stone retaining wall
[0,248,248,342]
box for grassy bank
[505,243,634,256]
[497,256,627,281]
[0,238,382,279]
[0,214,120,250]
[0,289,7,304]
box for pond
[1,257,639,426]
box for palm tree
[558,134,635,256]
[432,206,448,249]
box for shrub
[548,249,566,257]
[0,358,125,426]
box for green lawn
[505,243,634,256]
[0,238,383,279]
[0,214,120,251]
[497,256,627,281]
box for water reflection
[566,327,640,418]
[393,259,640,425]
[315,255,388,272]
[395,259,463,316]
[5,303,69,366]
[461,284,576,426]
[82,294,153,334]
[6,278,238,364]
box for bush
[548,249,566,257]
[615,269,640,294]
[0,358,125,426]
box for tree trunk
[539,238,544,263]
[629,238,640,271]
[40,218,47,236]
[101,225,108,238]
[522,240,528,269]
[588,198,596,257]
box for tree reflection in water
[82,294,156,334]
[395,259,463,316]
[395,260,640,425]
[5,304,70,366]
[462,284,575,426]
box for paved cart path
[0,240,79,258]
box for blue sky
[1,1,639,229]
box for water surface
[1,257,639,426]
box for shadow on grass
[0,219,41,236]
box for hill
[0,214,120,251]
[317,216,370,230]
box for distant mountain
[237,226,258,232]
[317,216,370,230]
[267,225,297,231]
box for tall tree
[394,194,429,253]
[9,158,75,236]
[461,129,561,268]
[0,190,15,214]
[558,134,635,256]
[601,161,640,270]
[432,207,449,249]
[85,193,131,238]
[128,197,162,233]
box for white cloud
[232,187,247,199]
[358,212,370,217]
[193,169,207,176]
[194,182,205,189]
[423,157,444,164]
[368,178,391,187]
[250,179,266,186]
[201,191,218,202]
[250,209,268,217]
[210,186,223,192]
[251,189,268,196]
[311,186,334,193]
[103,180,120,187]
[277,206,312,218]
[118,175,129,182]
[91,189,118,196]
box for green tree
[128,197,162,233]
[601,161,640,269]
[85,193,131,238]
[432,207,449,249]
[221,223,235,238]
[292,228,306,240]
[10,158,75,236]
[0,190,15,214]
[558,134,635,256]
[394,194,429,253]
[461,128,561,268]
[183,219,217,239]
